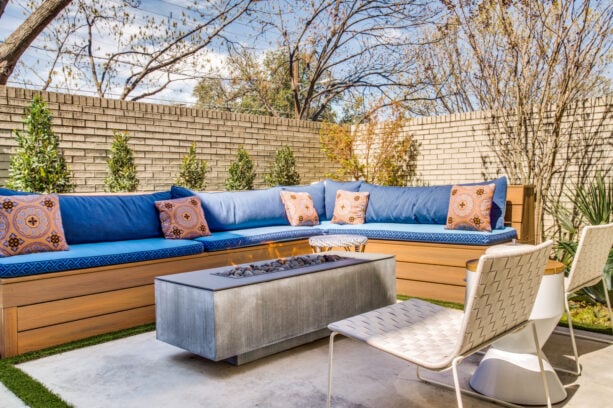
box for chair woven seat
[330,299,463,369]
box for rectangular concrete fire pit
[155,251,395,365]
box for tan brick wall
[0,86,331,192]
[1,85,610,197]
[402,97,613,186]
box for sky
[0,0,270,106]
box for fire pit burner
[215,254,344,278]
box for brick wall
[0,86,331,192]
[402,97,613,186]
[0,85,610,196]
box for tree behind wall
[225,146,255,191]
[417,0,613,242]
[176,143,208,191]
[320,105,420,186]
[105,131,139,192]
[264,146,300,187]
[6,95,74,193]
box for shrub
[264,145,300,186]
[104,131,139,192]
[320,106,420,186]
[225,146,255,190]
[6,95,74,193]
[176,143,208,190]
[555,173,612,303]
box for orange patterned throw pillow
[280,191,319,226]
[331,190,369,225]
[0,194,69,256]
[445,184,495,232]
[155,196,211,239]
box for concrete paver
[11,328,613,408]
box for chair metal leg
[602,276,613,334]
[327,332,338,408]
[532,322,552,408]
[564,295,582,375]
[451,356,464,408]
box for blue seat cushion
[58,192,172,244]
[0,238,203,278]
[324,179,363,220]
[195,225,322,251]
[0,187,30,196]
[171,186,289,231]
[359,176,508,229]
[318,221,517,246]
[281,182,326,220]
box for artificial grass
[0,362,68,408]
[0,323,155,407]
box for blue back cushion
[359,183,452,225]
[171,186,288,231]
[58,192,171,244]
[281,182,326,219]
[359,176,508,229]
[324,179,363,220]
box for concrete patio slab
[15,328,613,407]
[0,382,27,408]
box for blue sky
[0,0,268,105]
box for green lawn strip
[0,361,69,408]
[0,323,155,407]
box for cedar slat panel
[396,279,465,304]
[506,205,525,223]
[0,307,17,358]
[17,306,155,355]
[367,241,486,267]
[18,285,154,331]
[396,262,467,286]
[2,240,312,307]
[506,185,526,204]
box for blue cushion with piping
[0,238,203,278]
[318,221,516,245]
[58,192,171,244]
[171,186,288,231]
[195,225,322,251]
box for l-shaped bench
[0,180,534,358]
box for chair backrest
[457,241,553,356]
[566,223,613,293]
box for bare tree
[246,0,441,121]
[14,0,254,101]
[0,0,72,84]
[421,0,613,242]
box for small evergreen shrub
[104,131,139,192]
[264,145,300,186]
[225,146,255,190]
[7,95,74,193]
[176,143,208,190]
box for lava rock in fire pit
[215,254,345,279]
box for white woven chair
[562,223,613,375]
[327,241,554,408]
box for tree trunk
[0,0,72,84]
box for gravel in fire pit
[215,254,345,279]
